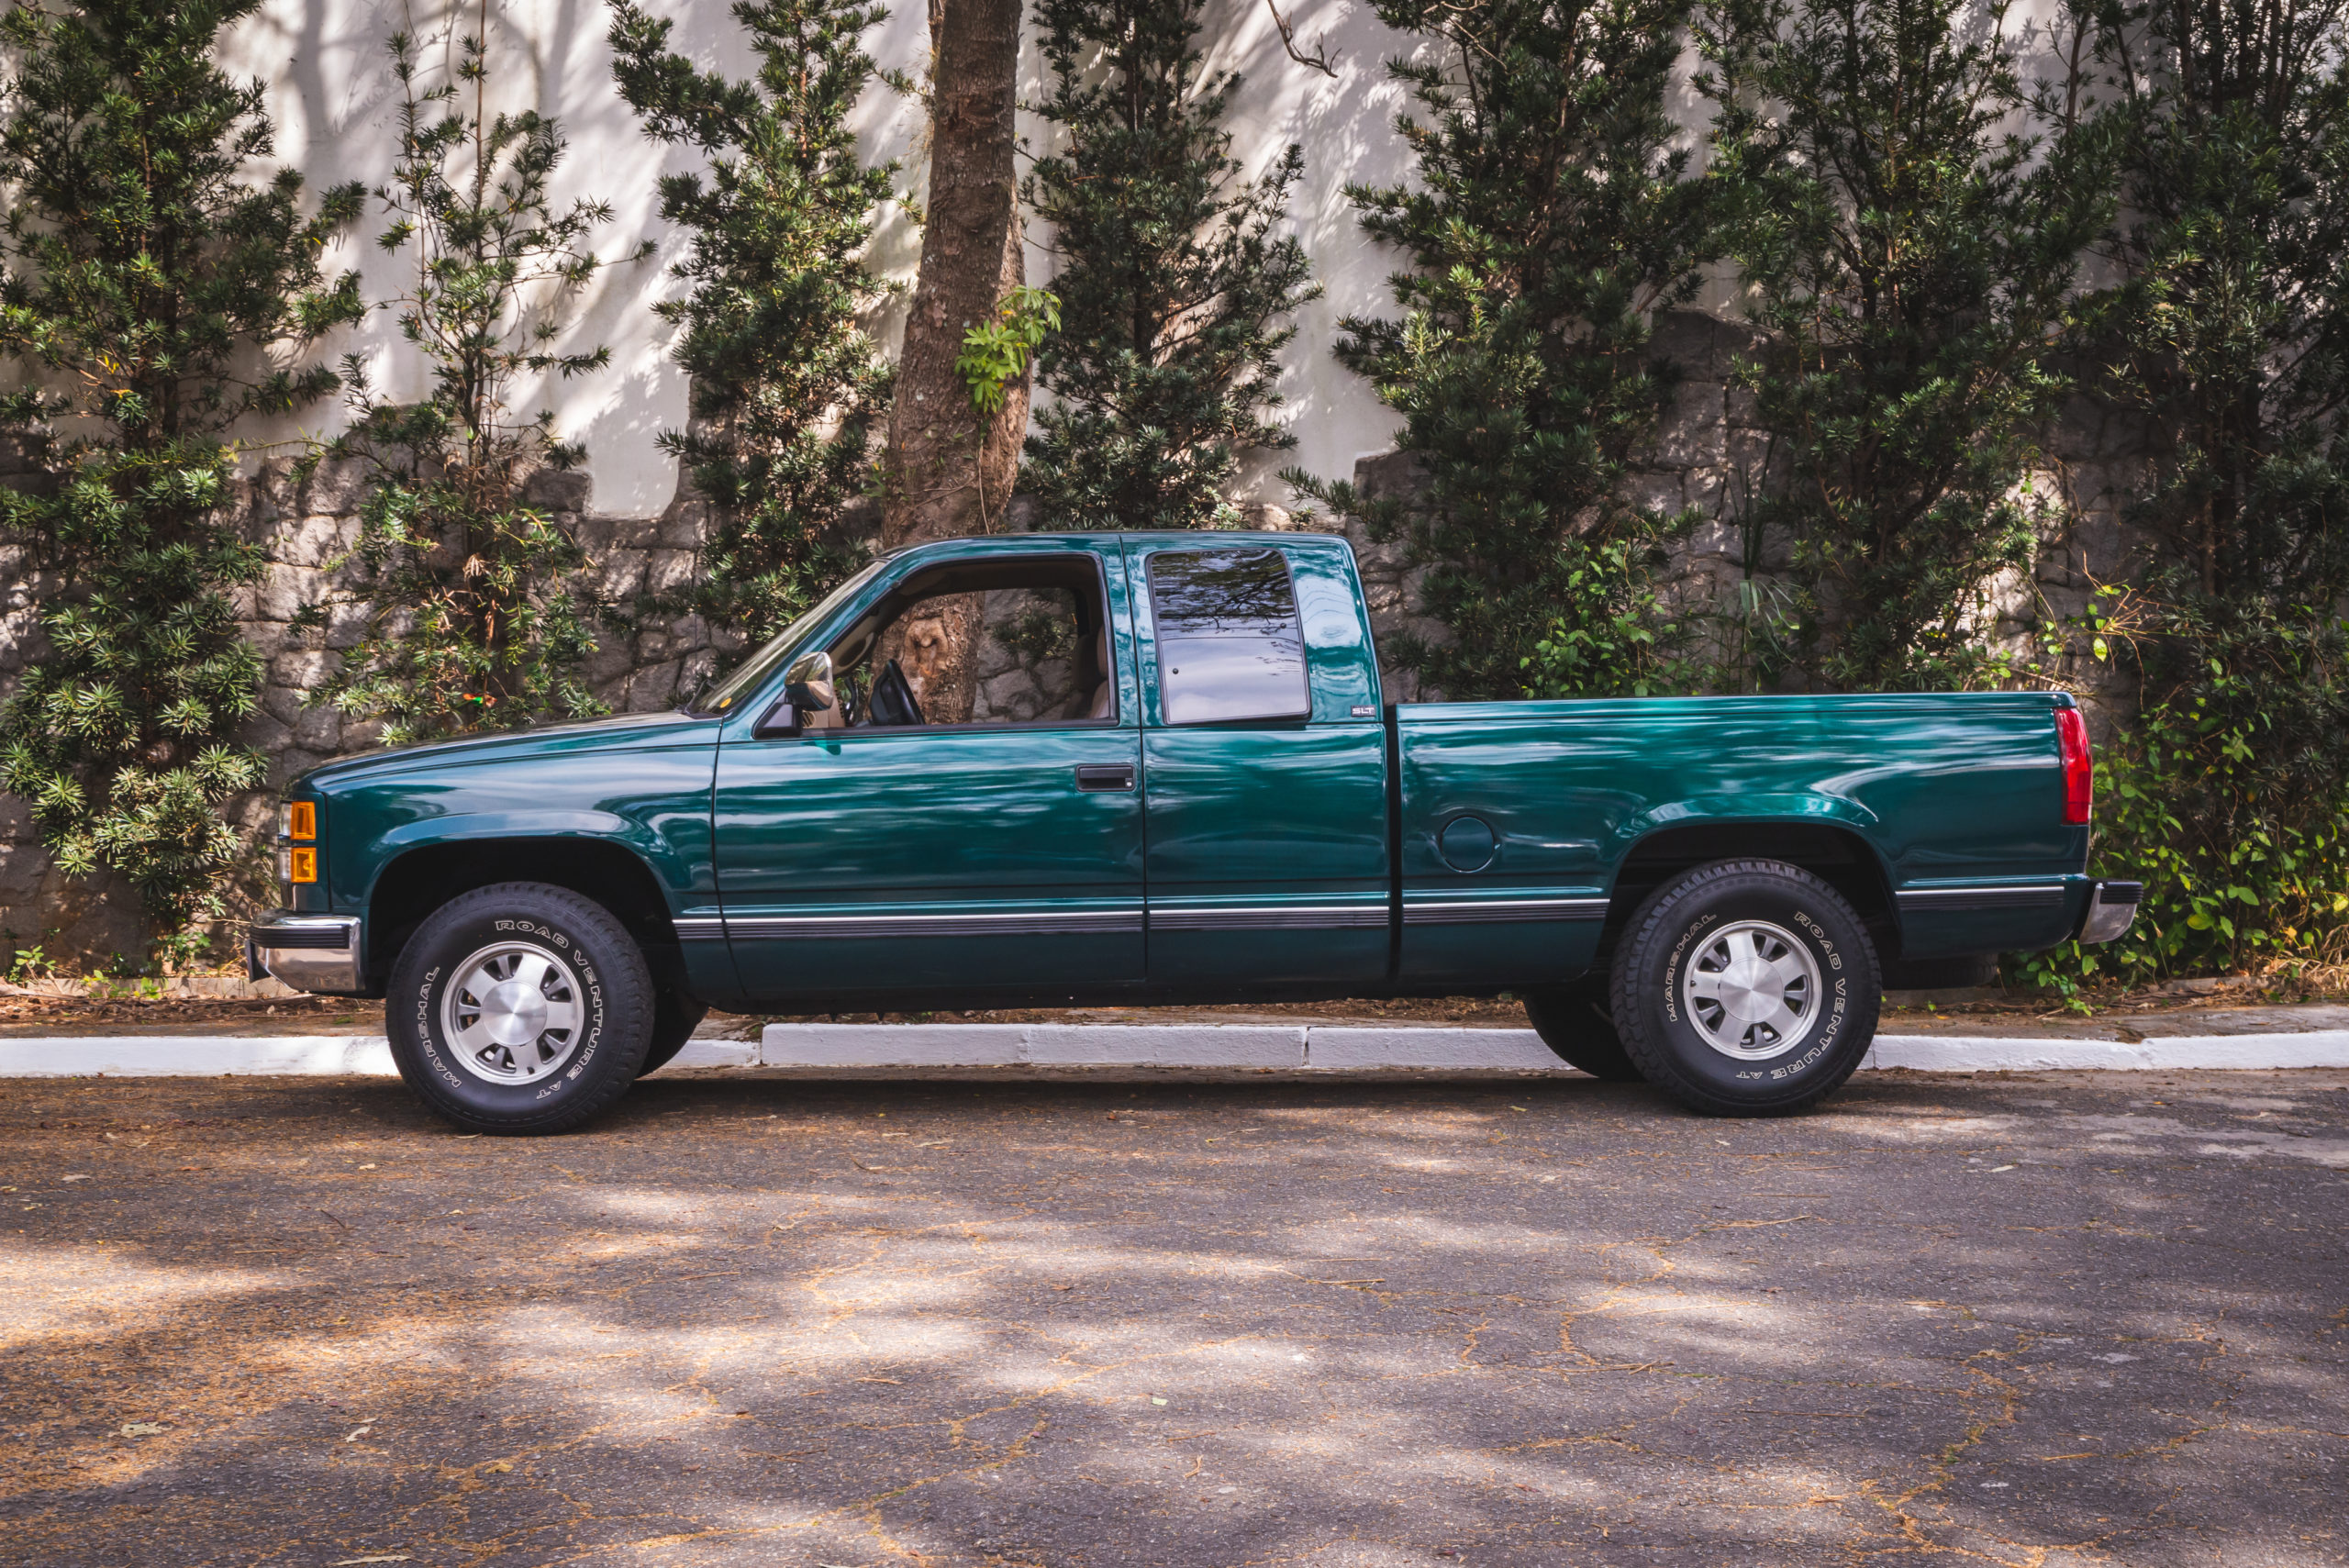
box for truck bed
[1393,692,2087,986]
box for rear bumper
[248,911,363,994]
[2076,881,2143,945]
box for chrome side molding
[1894,884,2067,913]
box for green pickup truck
[250,529,2139,1131]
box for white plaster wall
[1154,0,1424,495]
[218,0,908,517]
[216,0,2077,520]
[223,0,1439,518]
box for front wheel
[387,883,654,1134]
[638,988,711,1076]
[1609,860,1879,1117]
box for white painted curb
[0,1035,760,1077]
[3,1024,2343,1076]
[1862,1032,2349,1072]
[757,1023,1314,1069]
[0,1035,397,1077]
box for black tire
[1609,859,1879,1117]
[386,882,654,1135]
[1522,979,1642,1081]
[638,989,710,1076]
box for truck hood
[292,710,719,792]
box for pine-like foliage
[1286,0,1716,699]
[610,0,900,641]
[304,28,647,747]
[0,0,363,936]
[1699,0,2115,691]
[2091,0,2349,614]
[2023,0,2349,984]
[1022,0,1318,530]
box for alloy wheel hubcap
[440,941,585,1084]
[1681,919,1822,1062]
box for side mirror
[784,650,835,713]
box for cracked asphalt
[1,1066,2343,1567]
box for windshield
[690,560,888,716]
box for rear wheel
[1522,980,1642,1081]
[1609,859,1879,1117]
[386,882,653,1134]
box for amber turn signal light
[287,801,316,840]
[279,846,317,884]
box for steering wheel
[866,658,925,727]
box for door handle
[1074,763,1136,792]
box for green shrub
[1022,0,1318,529]
[2021,595,2349,994]
[0,0,363,936]
[2009,0,2349,991]
[1698,0,2116,692]
[1289,0,1717,699]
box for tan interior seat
[1086,634,1114,719]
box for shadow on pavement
[1,1069,2343,1565]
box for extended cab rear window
[1147,547,1310,724]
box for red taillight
[2055,706,2092,825]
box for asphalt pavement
[2,1066,2343,1566]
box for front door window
[814,558,1115,730]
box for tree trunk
[880,0,1027,723]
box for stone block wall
[0,450,762,968]
[0,306,2164,967]
[1283,309,2156,730]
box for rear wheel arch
[365,837,686,995]
[1598,821,1897,970]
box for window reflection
[1148,548,1310,724]
[697,559,886,714]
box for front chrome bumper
[248,911,363,994]
[2076,880,2143,945]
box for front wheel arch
[366,836,689,997]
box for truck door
[710,545,1145,1002]
[1128,537,1390,988]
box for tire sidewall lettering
[413,917,609,1105]
[1790,908,1843,970]
[413,963,466,1090]
[1633,865,1877,1106]
[1661,911,1719,1026]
